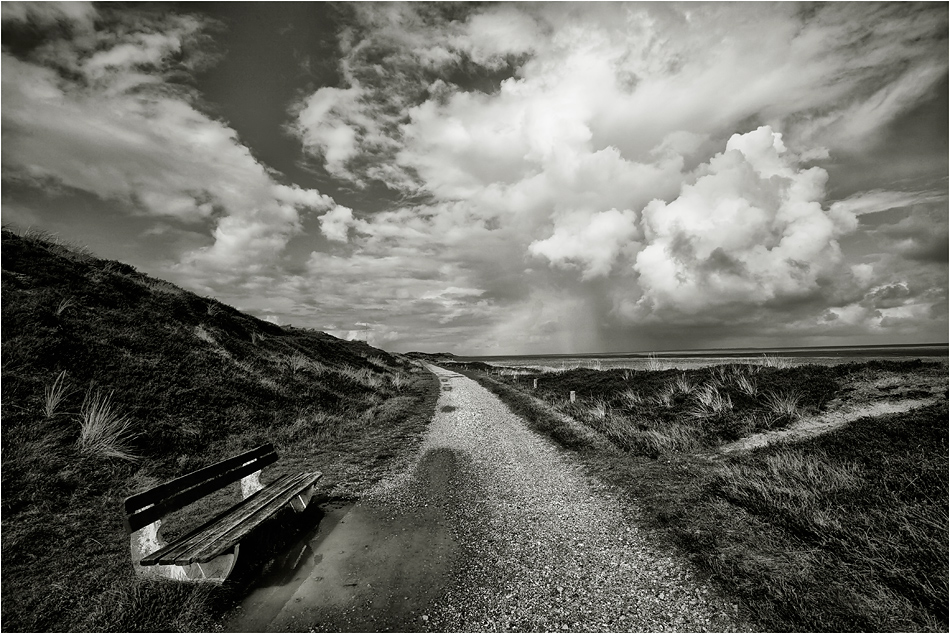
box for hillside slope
[1,228,439,631]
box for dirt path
[226,365,742,632]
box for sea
[457,344,950,372]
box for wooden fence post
[569,390,576,403]
[533,378,538,389]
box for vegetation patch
[1,229,440,632]
[450,360,948,631]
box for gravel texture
[369,366,745,632]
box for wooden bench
[124,443,322,583]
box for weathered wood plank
[125,444,275,514]
[140,472,298,565]
[179,472,323,564]
[140,471,322,566]
[125,450,278,532]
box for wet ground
[225,449,468,632]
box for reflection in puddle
[226,500,354,632]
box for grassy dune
[1,229,439,632]
[451,360,948,631]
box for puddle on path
[226,499,354,632]
[225,449,463,632]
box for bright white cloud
[529,208,640,280]
[2,7,335,276]
[281,2,946,351]
[4,2,945,353]
[630,126,858,316]
[1,1,96,28]
[319,205,356,243]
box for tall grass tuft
[689,384,733,418]
[619,388,643,408]
[674,374,696,395]
[55,297,75,316]
[760,354,792,369]
[586,397,609,421]
[650,384,676,407]
[645,353,663,371]
[390,373,408,391]
[285,352,309,374]
[764,389,804,422]
[735,373,758,397]
[43,370,72,419]
[77,388,139,462]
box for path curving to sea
[226,365,744,632]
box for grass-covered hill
[1,228,439,632]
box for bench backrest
[124,444,278,532]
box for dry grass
[390,373,408,391]
[585,397,610,422]
[714,450,864,519]
[76,387,139,462]
[759,354,792,369]
[619,388,643,408]
[763,389,804,422]
[689,384,733,418]
[55,297,75,316]
[735,373,758,397]
[673,374,696,395]
[285,352,310,374]
[650,384,676,407]
[194,325,215,345]
[43,370,71,419]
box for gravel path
[367,365,744,632]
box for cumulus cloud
[281,2,946,351]
[630,126,858,315]
[319,205,356,243]
[2,6,336,276]
[529,208,639,280]
[6,2,945,353]
[295,3,947,193]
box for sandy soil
[720,363,947,453]
[225,366,743,632]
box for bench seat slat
[174,471,322,565]
[140,470,322,566]
[165,472,305,564]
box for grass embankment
[1,228,439,632]
[448,361,948,631]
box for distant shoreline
[459,343,949,362]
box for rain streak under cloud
[2,2,947,354]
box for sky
[2,2,947,355]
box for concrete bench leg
[289,481,318,513]
[130,518,238,583]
